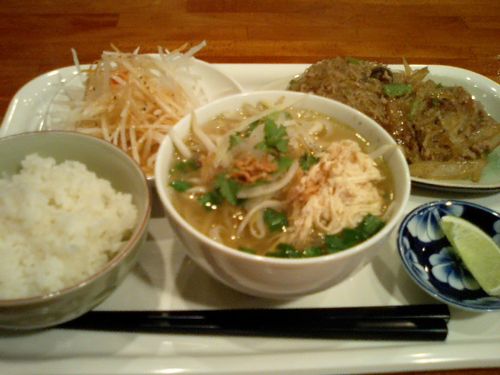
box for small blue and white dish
[397,200,500,312]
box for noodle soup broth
[168,100,394,258]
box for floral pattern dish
[397,200,500,312]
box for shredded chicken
[285,140,384,247]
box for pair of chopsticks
[59,304,449,341]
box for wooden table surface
[0,1,498,374]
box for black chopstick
[59,304,449,341]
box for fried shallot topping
[231,154,277,183]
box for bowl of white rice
[0,131,151,329]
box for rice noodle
[236,200,284,236]
[186,186,207,194]
[308,121,324,135]
[249,213,267,239]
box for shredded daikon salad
[168,100,395,258]
[47,41,208,176]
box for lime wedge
[440,215,500,297]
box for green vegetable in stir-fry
[383,83,412,97]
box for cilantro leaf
[276,156,293,173]
[169,180,193,192]
[302,247,325,257]
[359,214,385,238]
[324,234,350,253]
[215,174,241,205]
[247,120,260,133]
[266,243,301,258]
[261,215,385,258]
[229,120,262,150]
[197,191,223,210]
[255,141,269,152]
[299,153,319,171]
[229,134,242,149]
[173,159,200,173]
[325,215,385,252]
[275,138,288,153]
[263,119,288,153]
[263,208,288,232]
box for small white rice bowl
[0,131,151,330]
[0,154,137,300]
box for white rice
[0,154,138,300]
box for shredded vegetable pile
[48,42,207,176]
[289,57,500,181]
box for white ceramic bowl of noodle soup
[155,91,410,299]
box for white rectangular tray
[0,63,499,375]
